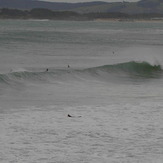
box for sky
[40,0,139,3]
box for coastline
[0,18,163,23]
[94,18,163,23]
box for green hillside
[0,0,163,14]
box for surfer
[68,65,70,68]
[46,68,48,72]
[67,114,81,118]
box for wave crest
[86,61,162,77]
[0,61,162,85]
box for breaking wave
[0,61,162,86]
[85,61,162,77]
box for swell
[0,61,162,86]
[85,61,162,78]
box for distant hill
[0,0,163,14]
[72,0,163,14]
[0,0,108,10]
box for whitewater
[0,20,163,163]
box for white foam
[0,103,162,163]
[10,68,27,73]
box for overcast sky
[41,0,139,3]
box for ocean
[0,19,163,163]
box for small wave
[0,69,70,85]
[28,19,50,22]
[0,71,46,85]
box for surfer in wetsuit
[68,65,70,68]
[67,114,81,118]
[46,68,48,72]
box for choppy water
[0,20,163,163]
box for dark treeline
[0,8,163,20]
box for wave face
[0,61,162,86]
[86,61,162,78]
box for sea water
[0,20,163,163]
